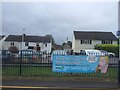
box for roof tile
[74,31,117,40]
[5,35,51,43]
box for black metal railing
[1,50,119,83]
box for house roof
[74,31,117,40]
[53,44,62,50]
[63,43,71,49]
[5,35,51,43]
[0,35,5,40]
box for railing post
[118,61,120,88]
[20,51,22,75]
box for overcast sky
[2,2,118,44]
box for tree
[9,46,19,53]
[62,43,66,46]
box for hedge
[95,44,119,57]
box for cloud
[2,2,118,44]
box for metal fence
[1,50,119,88]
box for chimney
[22,34,26,42]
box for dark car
[18,50,37,63]
[0,50,15,64]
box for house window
[81,40,92,44]
[45,43,47,47]
[28,46,34,49]
[102,40,112,44]
[11,42,14,46]
[25,42,29,46]
[36,43,39,46]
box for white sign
[117,31,120,36]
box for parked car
[36,51,50,58]
[18,50,37,63]
[52,50,67,55]
[51,50,68,62]
[80,49,104,56]
[0,50,15,63]
[100,50,115,57]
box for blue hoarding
[52,55,100,73]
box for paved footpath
[1,79,119,90]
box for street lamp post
[20,28,25,75]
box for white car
[100,50,115,57]
[51,50,67,62]
[52,50,67,55]
[80,49,104,56]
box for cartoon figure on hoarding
[87,56,97,63]
[98,57,108,73]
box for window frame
[36,42,39,46]
[25,42,29,46]
[45,43,47,47]
[102,40,112,44]
[11,42,14,46]
[81,40,92,45]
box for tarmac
[1,79,119,90]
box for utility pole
[21,28,25,50]
[66,37,68,43]
[117,1,120,88]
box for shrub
[95,44,119,57]
[8,46,19,53]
